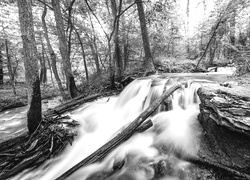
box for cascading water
[11,76,214,180]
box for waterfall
[12,76,210,180]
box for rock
[197,86,250,172]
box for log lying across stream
[55,83,182,180]
[44,93,101,118]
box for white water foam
[12,77,205,180]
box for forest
[0,0,250,179]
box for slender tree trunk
[228,8,236,58]
[44,48,55,87]
[88,40,100,74]
[122,17,131,71]
[17,0,41,134]
[87,12,101,74]
[41,1,65,98]
[0,43,3,85]
[5,39,16,96]
[39,38,47,84]
[52,0,78,98]
[186,0,190,56]
[111,0,123,79]
[74,29,89,83]
[123,41,129,71]
[135,0,155,72]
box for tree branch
[37,0,53,10]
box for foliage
[0,0,250,99]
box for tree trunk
[135,0,155,73]
[228,8,236,58]
[45,48,55,87]
[5,39,16,96]
[17,0,42,134]
[121,17,130,71]
[41,1,65,98]
[39,38,47,84]
[186,0,190,56]
[0,43,4,85]
[111,0,123,79]
[74,29,89,83]
[87,13,101,74]
[52,0,78,98]
[209,37,215,66]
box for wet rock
[197,86,250,172]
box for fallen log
[55,83,181,180]
[44,93,100,118]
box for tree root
[0,115,78,180]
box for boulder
[197,85,250,172]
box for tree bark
[41,1,65,98]
[228,8,236,58]
[0,43,3,85]
[55,83,181,180]
[87,13,101,74]
[186,0,190,56]
[111,0,123,79]
[74,29,89,83]
[52,0,78,98]
[39,37,47,84]
[17,0,42,134]
[5,39,16,96]
[135,0,155,72]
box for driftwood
[44,93,100,118]
[55,83,181,180]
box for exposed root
[0,115,79,180]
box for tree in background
[0,42,3,85]
[5,39,16,95]
[41,1,65,98]
[135,0,155,73]
[52,0,78,98]
[38,33,47,84]
[17,0,41,134]
[111,0,123,79]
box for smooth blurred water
[2,72,230,180]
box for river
[0,71,234,180]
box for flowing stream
[0,73,233,180]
